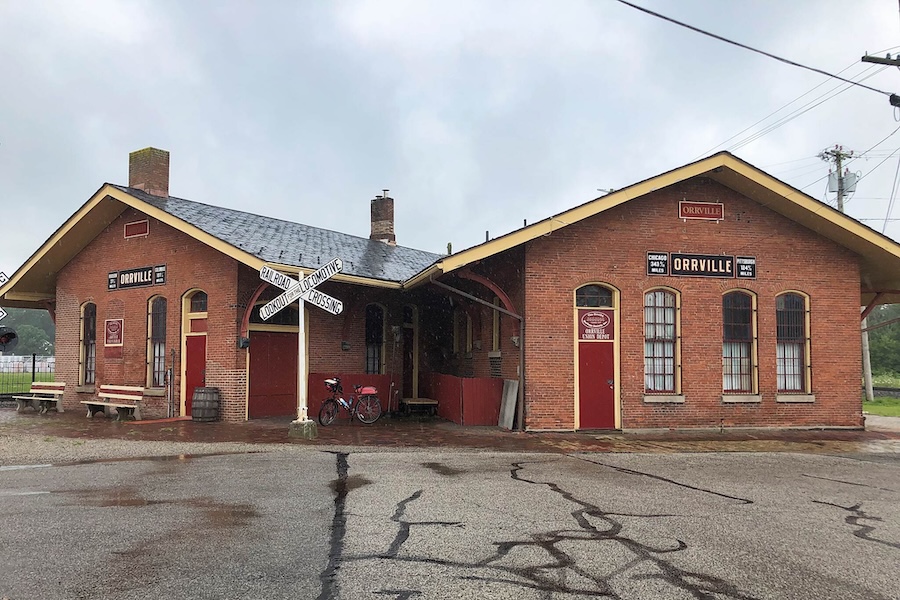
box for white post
[295,294,309,422]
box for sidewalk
[2,408,899,454]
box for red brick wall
[523,177,863,431]
[56,207,244,420]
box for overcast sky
[2,0,900,278]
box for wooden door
[578,341,615,429]
[248,332,298,418]
[184,335,206,415]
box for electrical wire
[613,0,893,97]
[694,64,871,158]
[726,66,887,153]
[883,156,900,232]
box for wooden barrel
[191,387,220,422]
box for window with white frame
[776,292,808,392]
[722,291,756,393]
[644,289,679,393]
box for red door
[578,341,615,429]
[248,332,298,418]
[185,335,207,415]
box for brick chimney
[128,147,169,197]
[370,191,396,245]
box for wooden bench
[400,397,439,416]
[80,385,144,421]
[12,382,66,414]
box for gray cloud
[1,0,898,278]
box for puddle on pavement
[63,487,260,528]
[421,462,465,476]
[330,474,371,493]
[57,451,259,467]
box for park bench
[80,384,144,421]
[11,382,66,414]
[400,397,439,416]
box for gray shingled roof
[114,186,442,283]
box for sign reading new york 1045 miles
[258,258,344,319]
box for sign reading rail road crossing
[0,272,7,321]
[258,259,345,429]
[259,258,344,320]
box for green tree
[867,304,900,374]
[0,307,55,355]
[11,324,53,356]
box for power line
[614,0,893,97]
[726,66,888,153]
[884,156,900,232]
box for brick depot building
[4,147,900,431]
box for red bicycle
[318,377,382,425]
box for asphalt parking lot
[2,443,898,599]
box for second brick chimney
[128,147,170,197]
[370,191,396,245]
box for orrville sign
[679,201,724,221]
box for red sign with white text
[578,309,614,341]
[679,201,724,220]
[104,319,123,347]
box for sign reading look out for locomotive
[259,258,344,320]
[646,252,756,279]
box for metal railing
[0,355,55,404]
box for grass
[864,397,900,417]
[0,371,55,394]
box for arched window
[190,291,208,313]
[365,304,385,374]
[776,293,809,393]
[644,289,679,393]
[80,302,97,385]
[250,303,299,326]
[576,285,613,308]
[148,297,167,387]
[722,291,757,393]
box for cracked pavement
[4,448,897,599]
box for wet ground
[3,408,899,599]
[1,407,899,455]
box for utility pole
[820,145,874,403]
[818,145,854,212]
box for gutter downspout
[429,276,525,431]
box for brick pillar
[128,148,170,197]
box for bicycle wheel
[319,399,339,426]
[355,395,382,424]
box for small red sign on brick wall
[679,201,724,220]
[124,220,149,238]
[578,309,614,341]
[104,319,123,347]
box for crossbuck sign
[258,259,344,426]
[259,259,344,320]
[0,272,7,321]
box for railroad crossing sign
[257,259,344,432]
[258,259,344,320]
[0,272,7,321]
